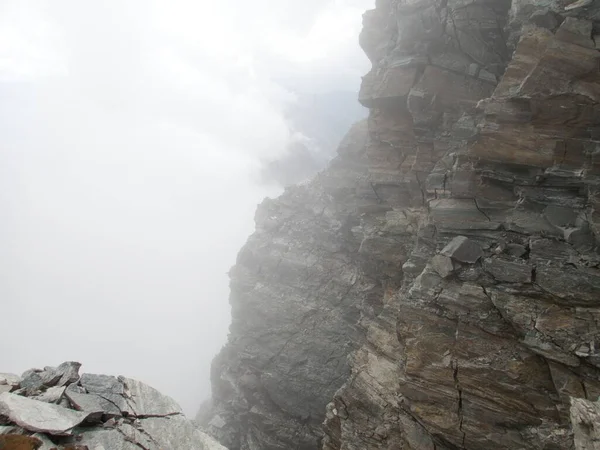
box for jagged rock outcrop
[209,0,600,449]
[0,362,225,450]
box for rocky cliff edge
[208,0,600,449]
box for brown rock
[0,435,42,450]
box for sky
[0,0,372,415]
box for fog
[0,0,372,415]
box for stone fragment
[440,236,483,264]
[19,363,81,394]
[32,386,65,404]
[0,392,90,435]
[52,362,82,387]
[430,254,454,278]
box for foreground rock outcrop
[0,362,225,450]
[208,0,600,449]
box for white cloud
[0,0,373,415]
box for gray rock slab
[33,386,66,404]
[79,373,134,416]
[0,392,90,435]
[66,390,121,418]
[537,265,600,306]
[120,377,182,417]
[20,370,45,392]
[441,236,483,264]
[555,17,594,48]
[80,373,125,395]
[53,361,82,387]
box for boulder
[0,392,90,435]
[441,236,484,264]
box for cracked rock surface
[207,0,600,449]
[0,362,226,450]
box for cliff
[208,0,600,449]
[0,362,225,450]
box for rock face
[208,0,600,449]
[0,362,226,450]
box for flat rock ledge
[0,361,226,450]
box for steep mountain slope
[208,0,600,449]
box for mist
[0,0,371,415]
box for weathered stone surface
[0,392,89,435]
[483,257,532,283]
[571,397,600,450]
[141,416,228,450]
[65,390,119,419]
[205,121,376,450]
[120,377,182,417]
[78,374,134,417]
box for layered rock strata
[209,0,600,449]
[0,362,225,450]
